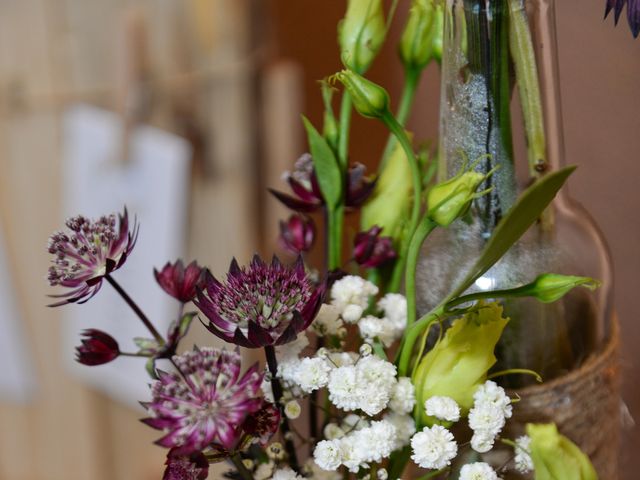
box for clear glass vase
[416,0,613,389]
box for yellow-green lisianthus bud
[527,423,598,480]
[334,70,390,119]
[399,0,444,70]
[525,274,601,304]
[361,139,413,241]
[413,302,509,426]
[338,0,386,74]
[427,160,495,227]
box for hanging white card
[62,104,191,407]
[0,226,37,403]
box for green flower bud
[525,274,601,304]
[427,158,496,227]
[334,69,390,119]
[399,0,444,70]
[527,423,598,480]
[361,139,413,241]
[414,302,509,426]
[338,0,386,74]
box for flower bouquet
[47,1,634,479]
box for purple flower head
[195,255,324,348]
[155,260,206,303]
[353,226,397,268]
[143,347,263,454]
[163,449,209,480]
[279,214,315,254]
[47,208,138,306]
[241,401,281,446]
[269,154,376,213]
[75,329,120,366]
[605,0,640,38]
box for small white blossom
[312,304,344,336]
[278,358,300,384]
[468,403,506,437]
[514,435,534,474]
[314,440,342,471]
[323,423,345,440]
[354,355,397,415]
[325,351,357,368]
[410,425,458,470]
[261,374,274,403]
[271,467,303,480]
[389,377,416,414]
[470,431,495,453]
[341,304,364,323]
[358,343,373,356]
[351,420,397,464]
[459,462,499,480]
[330,275,378,323]
[358,315,400,347]
[425,396,461,422]
[293,357,331,393]
[328,366,360,411]
[338,435,365,473]
[254,461,275,480]
[342,414,369,432]
[277,333,309,361]
[284,400,301,419]
[473,380,512,418]
[384,412,416,449]
[377,293,407,329]
[377,468,388,480]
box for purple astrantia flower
[163,449,209,480]
[47,208,138,306]
[241,401,281,446]
[606,0,640,38]
[269,154,376,213]
[143,347,263,455]
[353,226,397,268]
[195,255,324,348]
[155,260,206,303]
[75,329,120,366]
[279,214,315,254]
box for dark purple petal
[248,321,274,347]
[163,449,209,480]
[155,259,205,303]
[628,0,640,36]
[353,226,397,268]
[75,329,120,366]
[268,188,320,213]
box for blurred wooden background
[0,1,637,479]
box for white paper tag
[0,226,37,403]
[62,104,191,407]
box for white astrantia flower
[330,275,379,323]
[377,293,407,329]
[459,462,499,480]
[410,425,458,470]
[473,380,512,419]
[323,422,345,440]
[425,396,461,422]
[514,435,534,474]
[358,315,400,347]
[312,304,344,337]
[293,357,331,393]
[328,365,360,411]
[271,467,304,480]
[389,377,416,414]
[284,400,301,419]
[384,412,417,449]
[470,431,495,453]
[314,439,343,471]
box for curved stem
[337,93,353,172]
[397,305,444,376]
[405,216,437,326]
[380,68,421,169]
[230,453,254,480]
[105,275,164,343]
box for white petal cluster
[271,467,304,480]
[377,293,407,330]
[388,377,416,414]
[312,304,345,337]
[327,355,397,415]
[330,275,379,323]
[425,396,461,422]
[358,315,402,347]
[459,462,500,480]
[314,420,397,473]
[410,425,458,470]
[468,381,512,453]
[383,412,416,449]
[284,400,301,419]
[514,435,534,474]
[292,357,331,393]
[260,373,275,403]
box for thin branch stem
[405,216,437,327]
[230,453,254,480]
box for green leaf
[448,166,576,299]
[302,116,343,209]
[177,312,197,338]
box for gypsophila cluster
[312,304,346,337]
[330,275,379,323]
[459,462,500,480]
[410,425,458,470]
[388,377,416,414]
[468,381,512,453]
[425,396,461,423]
[514,435,534,474]
[383,412,416,450]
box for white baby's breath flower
[314,440,342,471]
[330,275,378,323]
[354,355,397,415]
[341,304,364,323]
[260,374,274,403]
[277,358,300,384]
[358,315,400,347]
[410,425,458,470]
[293,357,331,393]
[425,396,461,422]
[468,403,506,436]
[352,420,397,463]
[325,351,357,368]
[473,380,512,418]
[323,423,345,440]
[338,435,365,473]
[284,400,301,419]
[271,467,303,480]
[277,333,309,361]
[384,412,416,449]
[470,431,495,453]
[312,304,344,336]
[459,462,499,480]
[389,377,416,414]
[377,293,407,329]
[342,414,369,432]
[377,468,389,480]
[328,365,360,411]
[514,435,534,474]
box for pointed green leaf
[449,166,576,299]
[302,116,343,209]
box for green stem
[382,112,423,293]
[397,304,444,376]
[327,206,344,270]
[417,468,448,479]
[488,368,542,383]
[380,67,421,169]
[405,216,437,326]
[230,453,254,480]
[337,93,353,172]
